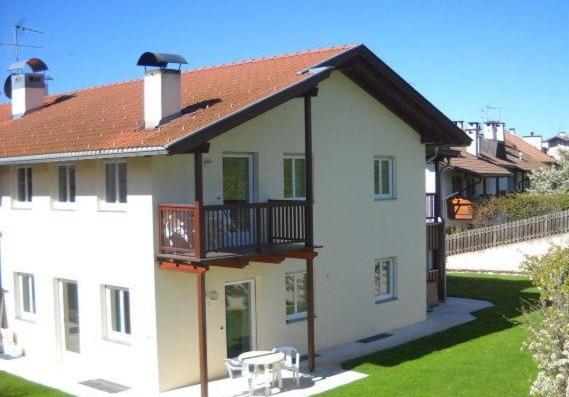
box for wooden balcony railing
[159,200,309,257]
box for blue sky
[1,1,568,138]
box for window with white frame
[58,164,76,203]
[15,273,36,320]
[373,157,394,199]
[17,167,33,202]
[285,272,307,320]
[104,162,127,204]
[104,286,131,339]
[283,155,306,199]
[374,258,395,302]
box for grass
[320,273,539,397]
[0,371,69,396]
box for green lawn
[320,273,539,397]
[0,371,69,396]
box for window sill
[286,314,307,324]
[373,196,396,201]
[15,316,36,324]
[375,297,397,305]
[11,202,33,210]
[98,203,128,213]
[103,336,131,346]
[52,202,77,211]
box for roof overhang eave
[0,146,167,165]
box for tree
[522,245,569,396]
[528,151,569,194]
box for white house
[545,132,569,160]
[0,45,468,395]
[426,120,555,227]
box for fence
[446,209,569,255]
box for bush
[528,150,569,195]
[472,192,569,228]
[522,246,569,396]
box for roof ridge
[0,44,358,105]
[186,44,358,74]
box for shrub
[472,192,569,228]
[528,151,569,195]
[522,245,569,396]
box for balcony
[157,200,312,265]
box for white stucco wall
[152,71,427,390]
[447,232,569,272]
[0,158,160,391]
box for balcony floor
[157,243,320,269]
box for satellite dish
[3,75,12,99]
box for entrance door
[222,154,255,246]
[225,280,255,358]
[58,280,80,354]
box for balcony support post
[195,151,205,258]
[306,257,315,372]
[197,269,208,397]
[304,94,314,248]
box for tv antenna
[0,20,43,64]
[480,104,509,122]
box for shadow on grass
[342,274,538,370]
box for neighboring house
[426,121,555,226]
[544,132,569,160]
[0,45,468,395]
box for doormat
[79,379,130,394]
[356,332,392,344]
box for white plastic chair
[273,346,300,386]
[224,358,243,379]
[242,363,272,397]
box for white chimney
[6,58,49,119]
[143,69,181,129]
[522,132,543,150]
[483,122,505,142]
[11,73,47,118]
[137,52,188,129]
[464,122,480,156]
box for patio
[0,296,490,397]
[0,297,491,397]
[166,297,492,397]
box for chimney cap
[8,57,48,73]
[137,52,188,69]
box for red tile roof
[504,132,555,165]
[450,131,555,176]
[0,45,355,160]
[450,148,512,176]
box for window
[58,165,76,203]
[375,258,395,302]
[15,273,36,320]
[374,157,394,199]
[283,155,306,199]
[285,272,307,321]
[104,162,127,204]
[465,176,476,197]
[451,175,464,194]
[17,167,32,202]
[104,286,131,340]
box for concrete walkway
[0,297,493,397]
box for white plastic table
[238,350,285,389]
